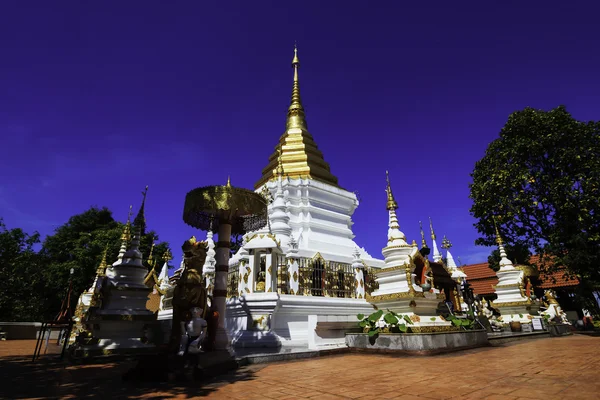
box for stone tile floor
[0,335,598,399]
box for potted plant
[509,315,523,332]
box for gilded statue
[170,237,209,351]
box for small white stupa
[491,219,540,326]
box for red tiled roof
[462,255,580,295]
[528,255,580,288]
[462,263,498,295]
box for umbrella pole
[213,221,232,349]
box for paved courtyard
[0,335,598,399]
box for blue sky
[1,1,599,267]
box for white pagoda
[365,172,452,332]
[224,46,384,349]
[490,221,541,326]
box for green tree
[469,105,600,311]
[0,219,45,321]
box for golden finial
[385,170,398,210]
[292,41,299,66]
[162,249,172,262]
[275,146,284,177]
[226,176,231,187]
[147,242,155,267]
[429,217,436,240]
[419,221,428,248]
[121,205,133,241]
[96,245,109,275]
[493,216,503,245]
[260,185,273,204]
[133,186,148,234]
[441,235,452,249]
[286,44,307,131]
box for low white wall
[0,322,62,340]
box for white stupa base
[225,293,375,349]
[494,301,541,324]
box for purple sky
[1,1,599,267]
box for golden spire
[254,45,339,190]
[493,216,503,245]
[429,217,436,240]
[147,242,155,267]
[441,235,452,249]
[419,221,428,248]
[275,146,284,177]
[385,170,398,210]
[287,43,306,131]
[96,245,109,276]
[226,176,231,187]
[133,186,148,236]
[162,249,172,262]
[121,205,133,242]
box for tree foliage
[0,207,172,322]
[470,105,600,287]
[0,219,45,321]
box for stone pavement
[0,335,598,399]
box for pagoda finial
[162,249,172,262]
[493,216,503,245]
[275,146,284,177]
[147,242,155,267]
[133,186,148,236]
[121,205,133,242]
[96,245,109,276]
[441,235,452,250]
[226,176,231,187]
[419,221,428,248]
[385,170,398,211]
[286,44,307,131]
[429,217,436,240]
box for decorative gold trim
[410,326,460,333]
[493,283,520,289]
[491,300,532,308]
[366,291,425,302]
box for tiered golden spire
[121,205,133,242]
[429,217,437,240]
[385,170,398,210]
[254,45,339,189]
[96,245,109,276]
[419,221,428,248]
[162,249,172,262]
[226,176,231,187]
[275,146,284,177]
[287,43,306,131]
[133,186,148,236]
[441,235,452,249]
[493,217,503,245]
[147,242,156,268]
